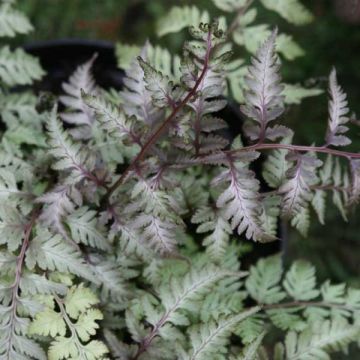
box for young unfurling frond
[325,68,350,147]
[241,30,285,142]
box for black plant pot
[24,39,282,260]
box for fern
[325,68,350,147]
[0,4,359,360]
[29,285,108,360]
[241,30,285,142]
[156,6,209,37]
[281,319,359,359]
[46,106,97,185]
[59,54,99,138]
[0,46,44,86]
[0,2,33,37]
[260,0,313,25]
[183,307,260,360]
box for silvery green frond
[290,205,310,237]
[156,6,209,37]
[46,107,96,184]
[214,160,272,242]
[138,57,178,108]
[332,158,349,220]
[25,227,97,283]
[236,331,266,360]
[183,307,260,360]
[192,206,232,261]
[279,153,322,217]
[0,92,39,128]
[120,44,164,127]
[260,0,313,25]
[155,265,238,327]
[282,83,323,104]
[20,273,67,296]
[131,214,179,256]
[0,333,46,360]
[82,91,139,145]
[245,254,286,304]
[0,2,33,37]
[349,159,360,205]
[0,201,26,251]
[212,0,249,12]
[283,260,319,301]
[260,195,281,238]
[104,329,135,359]
[108,208,151,260]
[0,46,44,86]
[0,168,19,200]
[326,69,351,147]
[37,185,81,236]
[241,30,284,142]
[66,206,110,251]
[89,256,132,304]
[60,55,99,139]
[282,319,359,360]
[262,132,293,188]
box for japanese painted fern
[1,1,360,360]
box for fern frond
[184,307,260,360]
[245,255,286,304]
[215,157,272,242]
[156,6,209,37]
[280,153,322,217]
[47,107,96,184]
[131,214,179,256]
[59,55,98,137]
[241,30,285,142]
[283,260,319,301]
[0,46,44,86]
[290,205,310,237]
[120,44,163,127]
[138,57,177,108]
[37,185,80,237]
[237,331,266,360]
[325,69,350,147]
[0,201,26,251]
[0,3,33,37]
[260,0,314,25]
[262,133,293,188]
[30,285,108,360]
[133,265,240,358]
[66,206,110,251]
[192,206,232,261]
[283,319,359,359]
[26,227,97,283]
[82,91,139,145]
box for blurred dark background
[15,0,360,285]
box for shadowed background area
[16,0,360,285]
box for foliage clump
[1,1,360,359]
